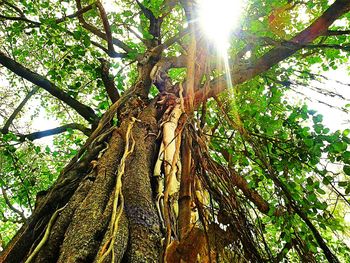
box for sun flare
[198,0,244,50]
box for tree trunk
[0,97,163,262]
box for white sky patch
[299,65,350,131]
[102,0,119,11]
[31,100,60,146]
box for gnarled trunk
[0,100,163,263]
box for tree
[0,0,350,262]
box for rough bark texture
[123,105,162,262]
[0,102,163,263]
[56,128,125,263]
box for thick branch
[2,87,39,134]
[16,123,91,141]
[242,34,350,52]
[0,51,99,124]
[194,0,350,105]
[96,1,116,54]
[98,58,119,103]
[151,54,186,92]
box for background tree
[0,0,350,262]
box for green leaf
[308,193,317,202]
[346,186,350,195]
[313,114,323,123]
[333,141,347,153]
[98,101,109,110]
[338,181,348,187]
[343,165,350,176]
[304,138,313,147]
[73,30,82,40]
[343,151,350,164]
[316,188,326,195]
[343,129,350,137]
[34,146,41,154]
[322,176,333,185]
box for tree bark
[0,98,163,263]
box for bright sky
[307,66,350,130]
[198,0,244,50]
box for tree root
[24,204,67,263]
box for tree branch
[0,2,95,26]
[273,239,293,263]
[16,123,91,141]
[0,15,40,26]
[209,153,282,216]
[162,27,189,50]
[1,86,39,134]
[193,0,350,105]
[179,0,194,22]
[98,58,119,103]
[63,29,128,58]
[1,186,27,223]
[306,43,350,51]
[322,30,350,36]
[136,0,163,46]
[0,51,99,124]
[213,94,340,262]
[241,33,350,52]
[0,2,127,58]
[95,1,116,55]
[75,0,133,54]
[1,0,25,17]
[55,3,95,24]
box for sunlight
[102,0,117,11]
[198,0,245,92]
[198,0,244,50]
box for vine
[24,204,67,263]
[97,117,137,263]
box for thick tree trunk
[0,102,163,263]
